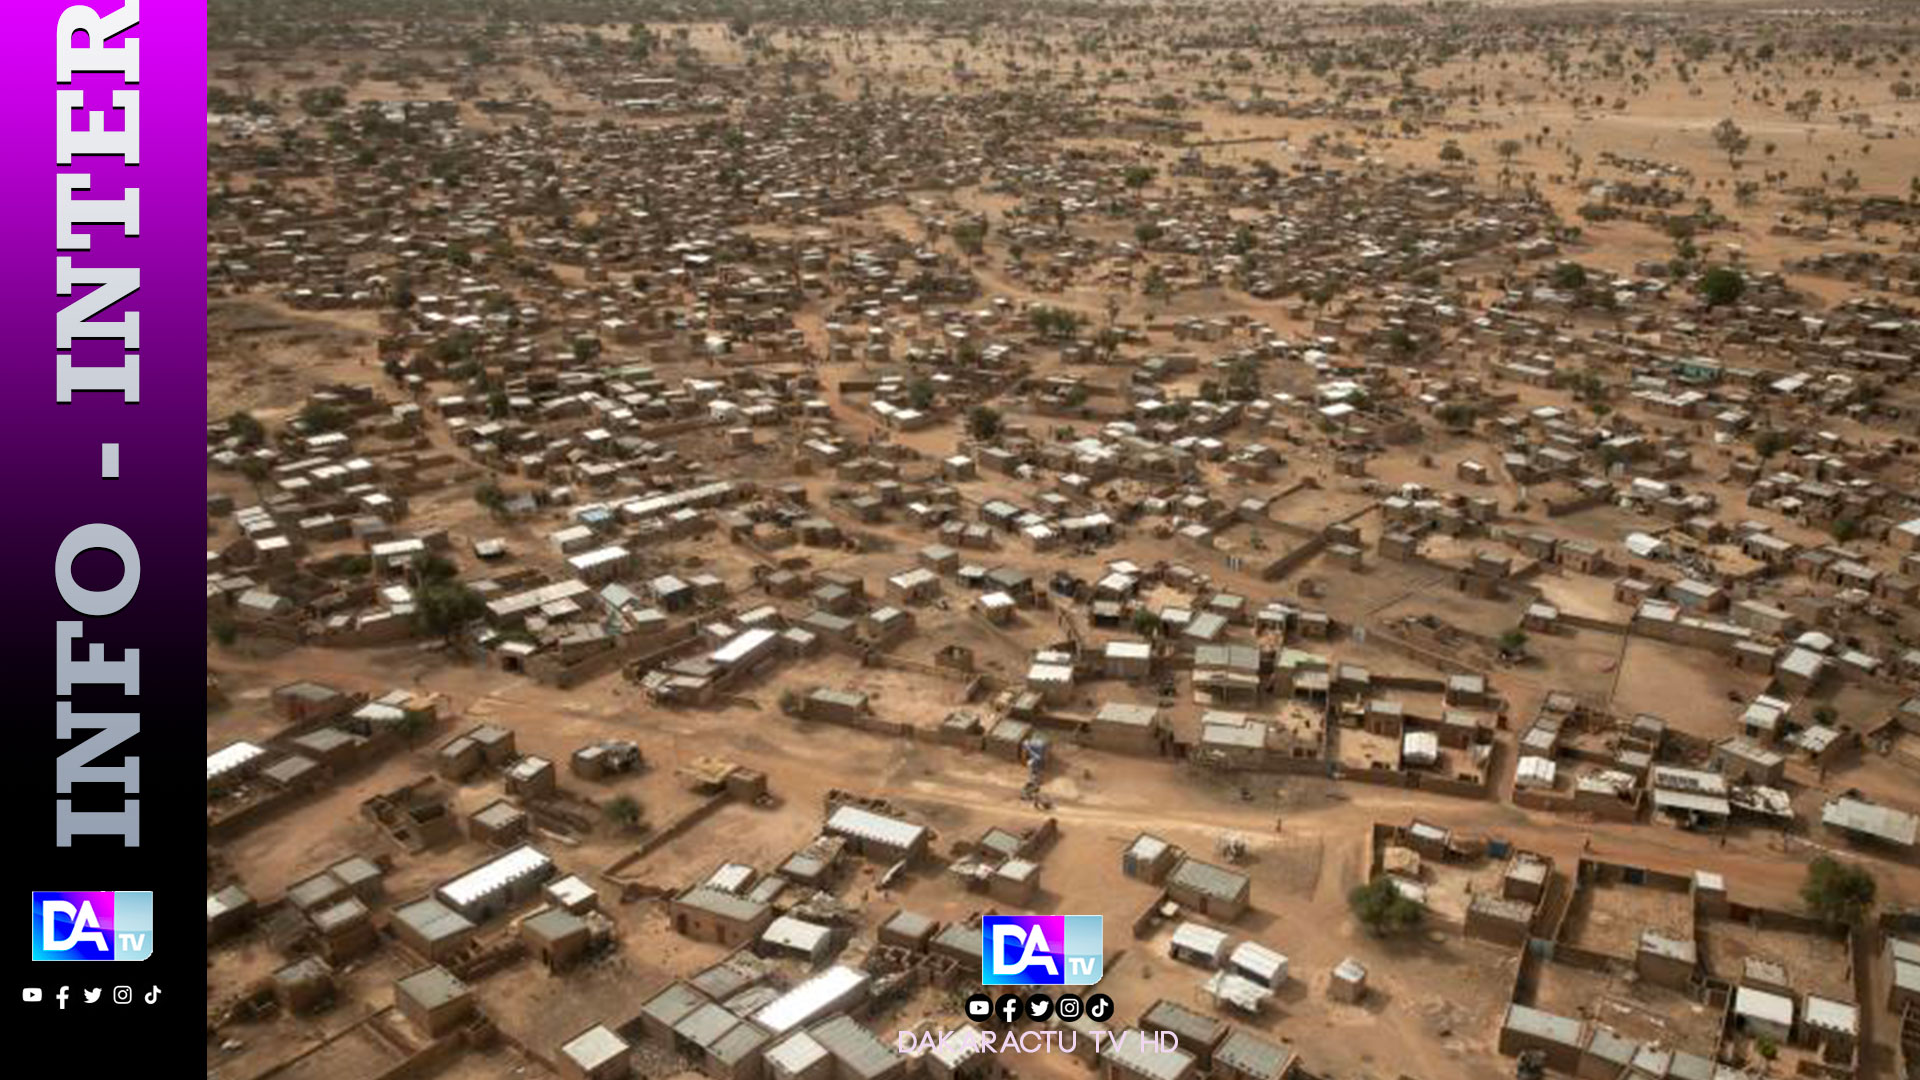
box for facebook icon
[981,915,1103,985]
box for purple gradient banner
[2,0,204,1042]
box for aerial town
[203,2,1920,1079]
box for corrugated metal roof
[560,1026,627,1070]
[675,886,769,924]
[438,846,551,910]
[807,1014,901,1080]
[1822,796,1919,846]
[1168,857,1248,901]
[751,964,867,1034]
[1214,1029,1292,1079]
[640,982,706,1027]
[763,1031,828,1074]
[1504,1003,1583,1045]
[1733,985,1794,1027]
[825,805,926,850]
[1229,940,1288,982]
[1170,921,1229,958]
[762,915,833,952]
[208,741,267,780]
[395,966,469,1011]
[394,897,475,944]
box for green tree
[1227,356,1261,396]
[604,795,642,830]
[410,552,460,586]
[966,405,1003,441]
[1350,876,1424,936]
[1439,140,1465,164]
[1699,266,1745,307]
[951,219,987,257]
[1801,856,1875,926]
[1552,262,1588,290]
[227,410,267,449]
[1131,608,1161,637]
[629,24,657,59]
[474,481,509,518]
[413,581,486,642]
[297,85,348,117]
[1712,118,1752,167]
[299,400,350,433]
[1123,165,1156,189]
[1143,266,1172,304]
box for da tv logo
[981,915,1102,985]
[31,892,153,961]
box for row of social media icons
[965,991,1113,1025]
[23,986,160,1008]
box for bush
[413,582,486,641]
[604,795,641,829]
[1699,266,1745,307]
[1350,876,1424,936]
[966,405,1003,441]
[227,411,267,449]
[299,400,350,433]
[1801,856,1875,926]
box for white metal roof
[1228,940,1288,982]
[438,845,551,910]
[1204,969,1273,1012]
[1822,796,1919,845]
[825,805,926,850]
[750,964,867,1034]
[761,915,833,952]
[1802,995,1857,1035]
[1170,921,1229,958]
[561,1025,628,1070]
[1734,985,1794,1027]
[208,741,267,780]
[711,627,778,667]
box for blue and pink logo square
[31,891,152,961]
[982,914,1102,985]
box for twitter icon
[82,989,102,1004]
